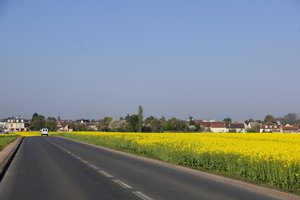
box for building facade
[6,116,26,132]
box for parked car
[41,128,48,136]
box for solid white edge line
[133,191,153,200]
[112,179,133,189]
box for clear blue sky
[1,0,299,121]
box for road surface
[0,137,286,200]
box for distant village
[1,112,299,133]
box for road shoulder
[0,136,24,181]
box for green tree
[144,116,163,132]
[150,119,162,132]
[0,124,4,132]
[125,114,138,132]
[163,118,188,132]
[144,116,155,125]
[263,115,276,124]
[70,123,90,131]
[45,117,58,131]
[188,116,195,125]
[138,105,143,132]
[30,113,45,131]
[296,119,300,126]
[195,123,204,132]
[97,117,113,131]
[223,118,232,123]
[162,119,172,131]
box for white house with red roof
[210,122,228,133]
[280,124,299,133]
[260,123,281,133]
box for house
[76,119,90,124]
[202,121,212,132]
[210,122,228,133]
[228,123,246,133]
[196,120,216,132]
[196,120,246,133]
[6,116,26,132]
[57,121,71,132]
[280,124,299,133]
[244,121,261,130]
[260,123,281,133]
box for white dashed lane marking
[45,138,154,200]
[133,191,154,200]
[113,179,133,189]
[88,163,99,170]
[82,160,88,164]
[98,170,113,178]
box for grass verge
[0,135,18,151]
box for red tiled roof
[282,126,299,131]
[211,122,226,128]
[229,123,245,129]
[196,120,211,128]
[202,122,211,128]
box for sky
[0,0,300,121]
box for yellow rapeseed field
[57,132,300,164]
[12,131,41,137]
[54,132,300,193]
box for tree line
[28,108,300,132]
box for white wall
[210,128,228,133]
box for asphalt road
[0,136,286,200]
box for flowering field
[55,132,300,193]
[12,131,41,137]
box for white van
[41,128,49,136]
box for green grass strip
[0,135,18,151]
